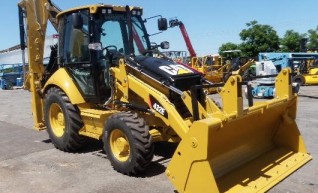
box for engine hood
[131,55,202,91]
[134,55,198,80]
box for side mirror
[158,18,168,31]
[160,41,170,49]
[72,13,83,29]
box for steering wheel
[102,45,118,60]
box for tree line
[218,20,318,58]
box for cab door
[58,10,101,103]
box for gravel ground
[0,87,317,193]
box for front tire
[103,112,154,175]
[293,75,305,86]
[44,87,86,152]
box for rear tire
[103,112,154,175]
[293,75,305,86]
[44,87,86,152]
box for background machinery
[19,0,312,192]
[161,50,189,64]
[252,52,318,98]
[259,52,318,85]
[0,64,24,89]
[249,60,278,98]
[167,20,255,86]
[169,18,197,58]
[168,18,224,83]
[0,33,59,89]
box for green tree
[307,26,318,51]
[218,42,239,56]
[239,20,280,57]
[280,30,305,52]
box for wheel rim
[49,103,65,137]
[109,129,130,162]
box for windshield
[94,11,150,56]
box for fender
[43,68,85,104]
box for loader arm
[18,0,61,130]
[232,59,255,75]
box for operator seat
[72,29,89,62]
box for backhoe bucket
[166,69,312,193]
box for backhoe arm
[18,0,61,130]
[232,59,255,75]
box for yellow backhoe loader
[18,0,312,192]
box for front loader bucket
[166,69,312,193]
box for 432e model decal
[149,95,168,118]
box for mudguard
[43,68,85,104]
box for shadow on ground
[41,137,179,178]
[299,94,318,99]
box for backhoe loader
[18,0,312,192]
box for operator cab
[56,5,167,103]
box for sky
[1,0,318,56]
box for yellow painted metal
[275,69,293,99]
[166,68,312,193]
[232,59,255,76]
[219,75,244,117]
[57,4,142,19]
[190,58,255,96]
[49,103,65,137]
[181,92,208,119]
[303,68,318,84]
[43,68,85,105]
[79,107,119,140]
[112,61,190,139]
[309,68,318,75]
[113,59,129,102]
[109,129,130,162]
[191,56,226,85]
[19,0,50,130]
[149,129,163,142]
[19,0,60,130]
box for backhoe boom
[18,0,60,129]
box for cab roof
[57,4,143,18]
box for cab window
[59,10,90,64]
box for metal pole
[18,5,26,88]
[21,50,26,88]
